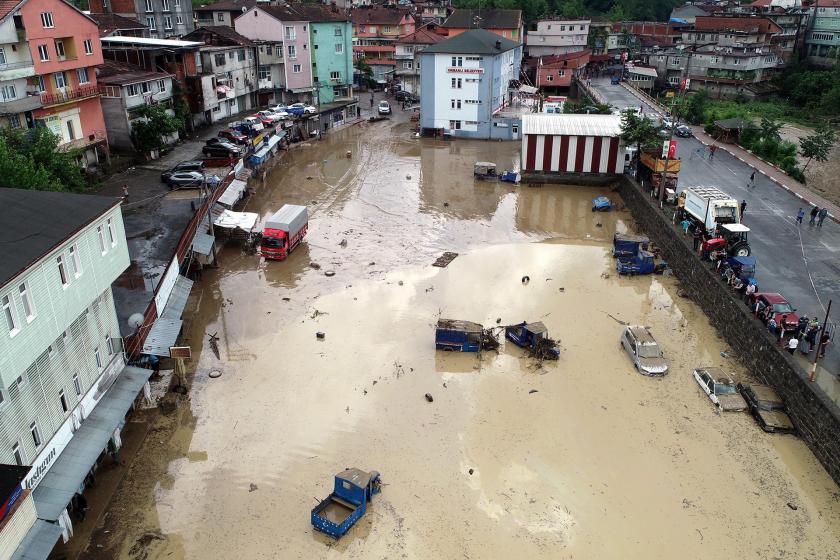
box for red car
[748,293,799,332]
[254,113,275,126]
[218,129,248,145]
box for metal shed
[521,114,625,175]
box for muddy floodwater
[84,118,840,559]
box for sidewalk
[619,81,839,224]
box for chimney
[495,40,501,50]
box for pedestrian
[809,206,819,225]
[796,207,805,224]
[370,95,374,108]
[680,218,691,235]
[799,331,811,355]
[818,207,828,226]
[740,199,747,218]
[744,280,756,302]
[708,144,717,161]
[748,170,755,188]
[818,332,830,358]
[122,184,129,200]
[767,317,778,335]
[692,228,702,251]
[787,336,798,355]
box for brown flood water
[83,118,840,559]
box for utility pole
[658,47,691,204]
[809,299,832,382]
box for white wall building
[526,19,590,57]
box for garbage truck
[680,186,740,234]
[261,204,308,261]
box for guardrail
[41,84,104,107]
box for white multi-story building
[526,19,590,57]
[0,190,152,559]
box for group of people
[796,206,830,226]
[753,301,831,359]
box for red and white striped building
[521,114,625,175]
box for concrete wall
[617,175,840,486]
[101,96,132,151]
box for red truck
[261,204,308,260]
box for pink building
[23,0,107,165]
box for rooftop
[396,26,447,45]
[442,8,522,29]
[0,189,121,288]
[100,36,203,49]
[97,60,172,86]
[194,0,256,13]
[351,6,412,25]
[521,114,622,137]
[0,0,25,23]
[420,28,520,55]
[694,15,783,34]
[183,25,254,46]
[88,12,147,36]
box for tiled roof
[97,60,171,85]
[421,28,520,54]
[0,0,24,22]
[88,13,147,36]
[183,25,253,46]
[694,15,783,34]
[194,0,255,13]
[442,8,521,29]
[396,27,446,44]
[351,6,411,26]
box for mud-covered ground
[74,112,840,560]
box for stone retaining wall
[617,175,840,485]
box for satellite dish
[128,313,145,330]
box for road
[591,76,840,390]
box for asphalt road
[591,77,840,381]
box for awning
[141,318,183,357]
[211,205,258,231]
[10,520,62,560]
[519,84,538,94]
[217,179,248,207]
[253,146,270,159]
[267,134,282,150]
[160,275,193,320]
[32,366,153,522]
[191,232,215,256]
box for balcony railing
[40,84,104,107]
[0,60,34,72]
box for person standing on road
[370,95,374,109]
[122,184,129,200]
[708,144,717,161]
[740,199,747,219]
[809,206,819,225]
[818,332,830,358]
[796,207,805,224]
[787,336,798,355]
[818,207,828,226]
[748,170,755,188]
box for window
[402,60,412,69]
[106,333,114,355]
[40,12,54,27]
[546,74,553,82]
[335,43,343,54]
[16,375,25,388]
[285,26,296,40]
[94,346,102,369]
[84,39,93,55]
[162,0,169,10]
[237,49,245,61]
[335,26,342,36]
[217,12,224,22]
[449,120,461,130]
[18,283,34,321]
[145,0,153,11]
[140,81,150,94]
[97,225,107,254]
[288,45,297,59]
[276,46,283,57]
[54,39,66,59]
[30,422,42,448]
[12,444,23,467]
[158,79,166,92]
[2,295,19,334]
[35,76,45,93]
[0,47,6,65]
[59,390,68,413]
[293,64,301,73]
[127,83,139,96]
[176,15,183,25]
[451,77,462,88]
[147,16,156,30]
[259,65,270,80]
[1,85,16,101]
[62,331,68,345]
[57,256,68,287]
[214,53,225,67]
[54,72,66,89]
[330,71,340,80]
[107,218,117,247]
[73,374,82,396]
[450,56,462,67]
[77,68,90,84]
[38,44,49,61]
[450,99,461,109]
[7,114,20,129]
[164,16,173,29]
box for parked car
[202,141,241,157]
[288,102,317,115]
[738,383,796,433]
[242,116,265,131]
[692,368,748,411]
[218,129,248,144]
[268,104,287,113]
[748,293,799,333]
[257,110,283,123]
[268,108,290,120]
[395,90,417,102]
[674,125,692,138]
[378,100,391,115]
[620,325,668,376]
[160,160,204,182]
[166,171,205,189]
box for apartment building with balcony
[805,0,840,65]
[352,6,414,84]
[98,60,176,150]
[416,0,452,25]
[525,19,590,57]
[182,25,257,124]
[0,8,40,130]
[88,0,194,38]
[0,189,152,559]
[395,25,444,94]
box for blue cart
[612,233,649,258]
[592,196,612,212]
[505,321,560,359]
[311,468,381,539]
[436,319,485,352]
[617,249,667,275]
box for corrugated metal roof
[10,520,62,560]
[629,66,658,77]
[141,318,183,357]
[191,232,215,256]
[161,276,193,320]
[522,114,622,137]
[218,179,247,207]
[31,366,153,523]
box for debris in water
[468,468,474,475]
[443,382,447,388]
[282,297,291,301]
[406,174,411,179]
[339,239,347,247]
[311,309,328,319]
[787,502,798,511]
[306,176,313,180]
[596,222,603,227]
[443,202,449,207]
[522,276,530,284]
[316,332,326,340]
[398,280,404,286]
[208,369,222,379]
[207,332,220,360]
[368,262,376,266]
[720,351,729,358]
[310,262,321,270]
[249,483,258,492]
[604,312,629,326]
[496,318,502,324]
[325,270,336,277]
[529,389,539,394]
[559,287,565,292]
[432,252,459,268]
[601,272,610,279]
[425,393,434,402]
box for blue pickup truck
[311,468,381,539]
[436,319,497,352]
[505,321,560,360]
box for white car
[257,110,283,123]
[242,116,264,131]
[378,100,391,115]
[289,102,317,115]
[692,368,748,411]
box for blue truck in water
[505,321,560,360]
[435,319,499,352]
[311,468,382,539]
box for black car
[674,125,692,138]
[160,160,204,182]
[737,383,796,434]
[395,90,417,102]
[202,141,241,157]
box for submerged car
[378,100,391,115]
[738,383,796,434]
[692,368,747,411]
[160,160,204,182]
[620,326,668,376]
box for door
[511,124,519,141]
[66,120,76,141]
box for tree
[607,3,626,22]
[130,104,183,154]
[171,80,192,132]
[684,88,709,125]
[620,108,661,153]
[799,126,837,172]
[354,58,376,89]
[758,117,782,142]
[0,126,87,192]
